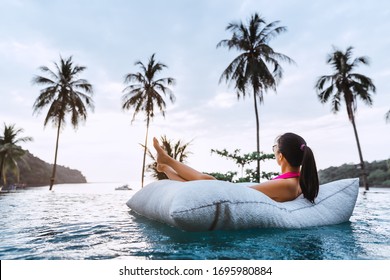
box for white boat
[115,184,132,191]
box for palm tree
[0,123,33,187]
[32,56,94,190]
[217,13,294,182]
[145,135,192,180]
[122,54,176,187]
[315,46,376,190]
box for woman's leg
[153,137,216,181]
[157,164,186,182]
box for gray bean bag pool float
[127,178,359,231]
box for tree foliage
[0,123,33,186]
[209,148,278,182]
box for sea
[0,182,389,260]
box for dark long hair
[277,133,319,203]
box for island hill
[9,151,87,187]
[318,159,390,188]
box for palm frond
[331,93,342,113]
[352,56,370,68]
[386,110,390,123]
[318,85,335,104]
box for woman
[153,132,319,203]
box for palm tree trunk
[253,93,260,183]
[141,117,150,188]
[49,119,61,190]
[350,114,369,190]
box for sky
[1,0,389,185]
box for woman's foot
[153,137,170,165]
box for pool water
[0,183,389,260]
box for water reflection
[130,211,368,259]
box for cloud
[206,92,237,109]
[0,40,59,70]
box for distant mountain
[6,151,87,187]
[319,159,390,187]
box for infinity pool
[0,183,389,259]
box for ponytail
[277,132,319,203]
[299,146,319,204]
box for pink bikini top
[272,171,300,180]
